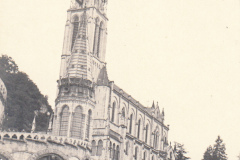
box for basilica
[0,0,175,159]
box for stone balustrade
[0,131,91,150]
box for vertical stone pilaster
[150,117,153,147]
[60,55,66,78]
[54,111,62,136]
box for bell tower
[52,0,108,139]
[60,0,108,81]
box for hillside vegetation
[0,55,52,132]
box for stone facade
[0,78,7,127]
[0,0,176,159]
[0,132,91,160]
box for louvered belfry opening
[71,106,85,139]
[59,106,69,136]
[93,18,100,56]
[97,22,104,57]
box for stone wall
[0,132,91,160]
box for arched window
[152,155,154,160]
[116,145,120,160]
[125,141,129,155]
[38,154,64,160]
[113,143,116,159]
[134,147,138,160]
[154,131,159,149]
[86,110,92,139]
[71,106,84,139]
[145,124,149,143]
[121,107,125,118]
[97,140,103,156]
[137,119,141,139]
[59,106,69,136]
[143,151,146,160]
[93,18,100,56]
[111,102,116,122]
[153,132,156,148]
[71,16,79,50]
[97,22,104,57]
[109,141,112,158]
[129,114,133,134]
[92,140,97,156]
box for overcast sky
[1,0,240,159]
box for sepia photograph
[0,0,240,159]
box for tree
[202,136,227,160]
[0,55,52,132]
[0,55,18,74]
[212,136,227,160]
[203,146,213,160]
[174,142,190,160]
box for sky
[0,0,240,159]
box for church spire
[66,11,91,79]
[152,101,155,109]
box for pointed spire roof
[66,11,91,79]
[155,102,161,119]
[162,108,165,116]
[97,66,109,86]
[152,101,155,109]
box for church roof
[113,84,165,124]
[95,66,166,125]
[97,66,109,86]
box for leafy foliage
[0,55,52,132]
[174,143,190,160]
[35,112,50,132]
[203,136,227,160]
[0,55,18,74]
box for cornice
[109,129,122,143]
[55,97,96,108]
